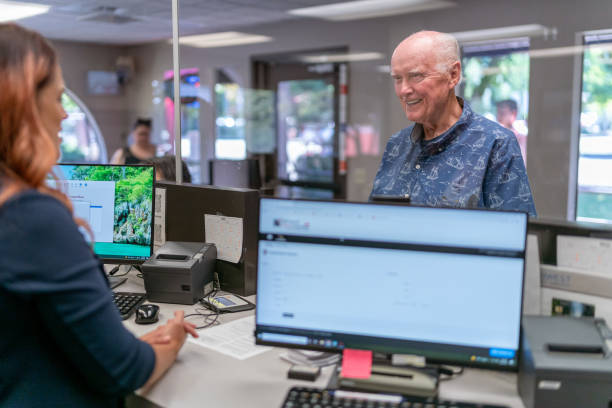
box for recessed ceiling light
[177,31,272,48]
[300,52,385,63]
[0,0,50,22]
[288,0,455,21]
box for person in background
[496,99,528,164]
[371,30,536,216]
[0,23,198,406]
[111,117,157,164]
[145,155,192,183]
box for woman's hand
[140,311,199,347]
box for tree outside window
[460,39,530,162]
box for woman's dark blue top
[0,189,155,407]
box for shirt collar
[410,97,472,156]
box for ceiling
[13,0,367,45]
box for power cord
[108,264,143,278]
[438,365,464,382]
[108,265,133,277]
[184,290,221,330]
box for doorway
[252,51,347,199]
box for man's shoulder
[466,111,516,141]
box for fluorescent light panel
[178,31,272,48]
[451,24,556,43]
[0,0,50,22]
[289,0,454,21]
[300,52,384,63]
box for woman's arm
[139,311,199,390]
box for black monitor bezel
[53,163,156,265]
[254,196,528,372]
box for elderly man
[371,31,536,216]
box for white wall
[53,40,130,157]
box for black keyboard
[281,387,510,408]
[113,292,146,320]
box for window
[59,89,107,163]
[277,79,335,183]
[460,39,530,163]
[576,32,612,223]
[214,83,275,160]
[215,83,247,160]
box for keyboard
[113,292,146,320]
[281,387,510,408]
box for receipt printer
[142,241,216,305]
[519,316,612,408]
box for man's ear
[448,61,461,89]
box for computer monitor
[209,159,262,190]
[255,198,528,371]
[50,164,155,264]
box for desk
[117,272,525,408]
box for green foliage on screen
[67,166,153,246]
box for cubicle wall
[528,218,612,265]
[158,181,259,295]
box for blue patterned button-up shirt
[371,99,537,217]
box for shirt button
[415,164,421,170]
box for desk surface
[116,271,525,408]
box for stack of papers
[188,316,270,360]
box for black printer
[519,316,612,408]
[142,241,216,305]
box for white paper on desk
[188,316,270,360]
[153,188,166,252]
[204,214,243,263]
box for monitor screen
[255,198,527,371]
[49,164,155,263]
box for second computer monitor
[51,164,155,263]
[255,198,528,371]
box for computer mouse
[135,304,159,325]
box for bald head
[390,30,463,136]
[392,31,460,76]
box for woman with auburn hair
[0,23,198,406]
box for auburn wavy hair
[0,23,88,232]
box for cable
[108,265,134,277]
[183,290,221,330]
[184,309,219,330]
[438,365,464,382]
[108,265,121,276]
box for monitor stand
[328,362,439,398]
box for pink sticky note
[341,348,372,379]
